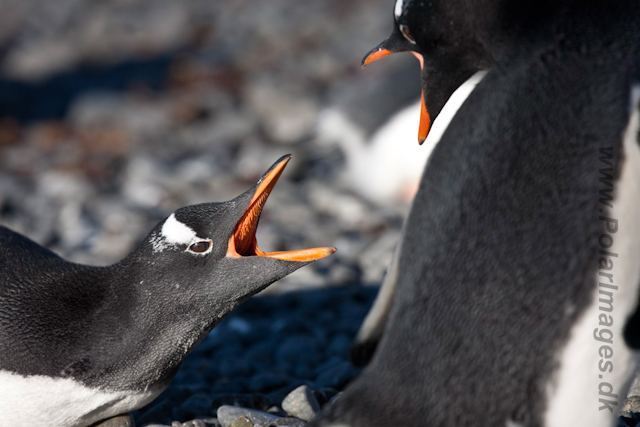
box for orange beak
[412,52,430,144]
[362,47,395,67]
[362,46,431,144]
[227,155,337,262]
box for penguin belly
[0,370,162,427]
[543,100,640,427]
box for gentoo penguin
[351,0,503,364]
[314,1,640,426]
[361,0,498,143]
[317,101,431,205]
[0,155,335,427]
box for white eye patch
[394,0,405,19]
[151,214,212,255]
[161,214,197,245]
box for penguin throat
[226,157,336,262]
[226,206,336,262]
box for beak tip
[316,247,338,259]
[361,45,394,69]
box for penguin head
[127,154,336,314]
[362,0,495,144]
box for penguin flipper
[350,236,402,367]
[622,96,640,350]
[624,277,640,349]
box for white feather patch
[161,213,197,245]
[394,0,404,19]
[315,72,485,206]
[0,370,162,427]
[423,70,487,150]
[543,102,640,426]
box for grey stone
[228,417,253,427]
[266,406,286,417]
[266,418,308,427]
[243,80,318,144]
[621,396,640,417]
[281,386,320,422]
[91,413,135,427]
[217,406,278,427]
[626,368,640,397]
[171,419,220,427]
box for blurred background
[0,0,430,292]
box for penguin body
[352,0,509,361]
[0,155,335,427]
[350,70,487,365]
[316,2,640,426]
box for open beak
[362,44,395,67]
[362,43,430,145]
[227,155,337,262]
[412,52,430,144]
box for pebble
[229,417,254,427]
[94,414,135,427]
[281,386,320,422]
[210,394,271,413]
[243,81,318,145]
[265,418,308,427]
[622,396,640,419]
[216,406,278,427]
[171,419,219,427]
[142,418,220,427]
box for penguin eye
[188,240,211,254]
[399,24,416,44]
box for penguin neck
[84,258,226,391]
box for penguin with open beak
[362,0,495,143]
[315,1,640,426]
[0,155,336,427]
[352,0,497,365]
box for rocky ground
[1,1,639,426]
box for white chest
[543,106,640,427]
[0,370,162,427]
